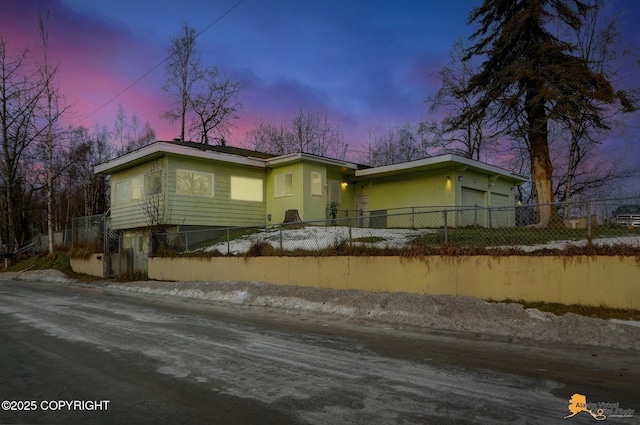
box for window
[231,176,263,202]
[327,180,341,204]
[177,170,214,196]
[131,176,142,200]
[274,173,293,197]
[311,172,322,196]
[144,171,162,196]
[115,180,131,203]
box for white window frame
[274,172,293,198]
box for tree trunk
[526,89,562,228]
[47,168,54,254]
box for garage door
[460,188,486,227]
[489,193,509,228]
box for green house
[95,140,527,233]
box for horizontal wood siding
[166,155,266,227]
[110,159,167,229]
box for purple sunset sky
[2,0,639,191]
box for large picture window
[144,171,162,196]
[274,173,293,198]
[177,170,214,196]
[113,169,163,204]
[231,176,263,202]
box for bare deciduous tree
[428,39,500,161]
[162,22,201,142]
[364,121,435,166]
[0,37,46,252]
[245,109,348,159]
[189,68,243,144]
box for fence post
[226,229,230,255]
[488,206,492,229]
[348,217,352,246]
[443,209,448,244]
[474,204,478,227]
[184,232,189,252]
[279,224,283,251]
[586,200,592,240]
[411,207,415,229]
[118,234,122,278]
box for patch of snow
[15,269,75,284]
[202,226,428,254]
[197,225,640,254]
[609,319,640,328]
[108,280,640,350]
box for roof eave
[94,142,266,174]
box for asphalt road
[0,278,637,425]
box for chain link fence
[72,214,107,249]
[150,197,640,256]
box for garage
[460,188,486,227]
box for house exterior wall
[104,145,522,231]
[166,155,266,228]
[326,168,354,213]
[355,170,455,212]
[266,162,305,224]
[302,162,327,222]
[110,158,168,230]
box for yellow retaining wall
[70,254,105,278]
[148,256,640,309]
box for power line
[79,0,245,124]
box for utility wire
[79,0,245,123]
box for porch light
[341,181,349,188]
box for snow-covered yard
[198,225,640,255]
[203,226,430,254]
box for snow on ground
[199,225,640,254]
[7,269,640,349]
[108,279,640,350]
[497,235,640,252]
[203,226,429,254]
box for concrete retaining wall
[147,256,640,309]
[70,254,105,278]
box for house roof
[95,141,527,186]
[265,152,359,171]
[169,140,276,159]
[354,154,528,184]
[95,141,360,175]
[94,141,269,174]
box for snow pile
[110,279,640,350]
[15,269,76,284]
[499,235,640,252]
